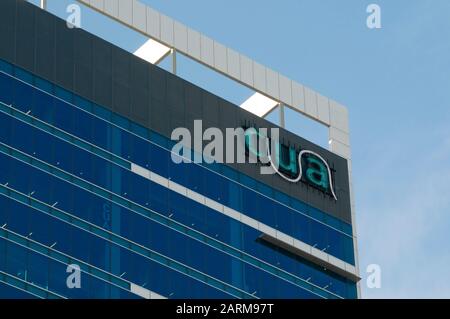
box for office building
[0,0,359,299]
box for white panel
[345,264,357,275]
[317,93,330,124]
[134,39,170,64]
[168,181,187,196]
[118,0,132,26]
[329,127,350,146]
[132,0,146,33]
[328,255,346,271]
[293,239,311,254]
[146,6,160,39]
[278,74,292,106]
[130,283,150,299]
[187,29,201,60]
[200,35,214,66]
[131,163,150,179]
[291,81,305,112]
[227,48,240,80]
[214,41,227,73]
[150,172,169,188]
[174,21,188,53]
[91,0,104,11]
[266,69,279,100]
[239,54,253,86]
[276,231,294,246]
[258,223,277,238]
[311,247,328,261]
[253,62,266,92]
[186,189,205,205]
[149,292,166,299]
[204,198,223,213]
[223,206,241,221]
[160,14,174,46]
[304,87,318,118]
[104,0,118,18]
[130,284,166,299]
[240,214,259,229]
[330,140,351,159]
[329,99,349,133]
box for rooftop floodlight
[240,92,279,117]
[134,38,172,65]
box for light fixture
[134,38,172,65]
[240,92,279,117]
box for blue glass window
[53,98,74,133]
[0,60,13,73]
[0,73,13,105]
[54,86,72,102]
[12,80,34,113]
[32,88,54,124]
[34,77,52,94]
[10,119,33,157]
[74,96,92,112]
[27,250,49,289]
[73,109,92,142]
[0,112,12,147]
[33,128,54,165]
[6,242,27,280]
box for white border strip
[130,283,166,299]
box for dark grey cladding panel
[35,8,55,80]
[150,98,169,136]
[185,82,202,115]
[74,63,93,99]
[131,86,150,125]
[0,0,16,62]
[74,28,93,99]
[55,19,74,89]
[1,0,352,224]
[131,56,149,90]
[16,1,35,72]
[166,72,185,111]
[74,29,93,67]
[92,38,112,75]
[113,81,131,117]
[113,48,130,85]
[149,65,167,102]
[202,92,220,129]
[93,69,112,107]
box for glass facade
[0,56,358,299]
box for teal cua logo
[245,128,338,200]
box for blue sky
[39,0,450,298]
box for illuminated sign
[244,129,337,200]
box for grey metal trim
[130,283,166,299]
